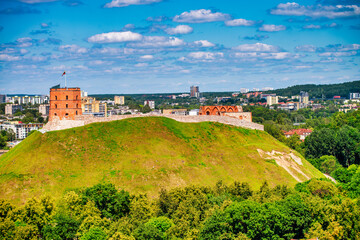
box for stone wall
[42,114,264,132]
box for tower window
[66,104,68,108]
[55,104,57,108]
[65,113,69,116]
[76,111,78,115]
[55,96,57,100]
[54,113,57,116]
[66,95,68,100]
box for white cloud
[104,0,162,8]
[88,31,142,43]
[129,36,184,48]
[258,24,286,32]
[233,43,280,52]
[295,45,317,52]
[0,54,21,61]
[135,63,148,67]
[20,49,29,54]
[173,9,231,23]
[105,67,122,73]
[318,51,357,57]
[180,51,224,62]
[140,55,154,59]
[233,52,293,60]
[194,40,215,47]
[19,0,58,3]
[165,25,193,35]
[270,2,360,19]
[225,18,256,26]
[59,44,88,54]
[302,24,321,29]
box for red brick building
[49,87,82,121]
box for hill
[0,117,323,204]
[266,80,360,98]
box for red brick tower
[49,87,82,121]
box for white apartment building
[0,122,44,139]
[144,100,155,109]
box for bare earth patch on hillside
[257,149,310,182]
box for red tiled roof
[284,129,312,136]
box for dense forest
[265,80,360,98]
[1,176,359,240]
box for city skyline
[0,0,359,94]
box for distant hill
[265,80,360,98]
[0,117,323,204]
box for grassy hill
[0,117,323,204]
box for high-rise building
[190,86,200,98]
[49,87,82,121]
[240,88,249,94]
[82,97,107,116]
[300,91,309,108]
[5,104,23,115]
[114,96,125,105]
[39,104,50,116]
[144,100,155,109]
[349,93,360,100]
[0,94,6,103]
[266,95,279,106]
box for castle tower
[49,87,82,121]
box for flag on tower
[62,71,66,76]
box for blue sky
[0,0,359,94]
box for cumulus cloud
[104,0,162,8]
[59,44,88,54]
[63,0,83,6]
[140,55,154,59]
[295,45,317,52]
[180,51,224,62]
[233,43,281,52]
[258,24,286,32]
[302,22,341,29]
[0,54,21,61]
[233,52,294,60]
[173,9,231,23]
[318,51,357,57]
[194,40,215,47]
[165,25,193,35]
[225,18,256,26]
[128,36,184,48]
[270,2,360,19]
[88,31,142,43]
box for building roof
[284,129,312,136]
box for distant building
[162,109,188,115]
[82,97,107,116]
[240,88,249,94]
[333,96,341,99]
[278,102,299,111]
[49,87,82,121]
[262,87,274,91]
[190,86,200,98]
[5,104,23,115]
[39,104,50,116]
[284,129,312,141]
[350,93,360,100]
[253,88,260,91]
[144,100,155,109]
[300,91,309,108]
[114,96,125,105]
[189,109,199,115]
[0,94,6,103]
[266,95,279,106]
[0,122,44,139]
[81,91,88,98]
[199,105,252,122]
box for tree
[80,227,107,240]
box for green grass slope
[0,117,323,204]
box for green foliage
[80,227,107,240]
[82,183,130,220]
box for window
[76,104,78,108]
[76,95,78,100]
[76,111,78,115]
[55,96,57,100]
[65,113,69,116]
[66,104,68,108]
[55,104,57,108]
[54,113,57,116]
[66,95,68,100]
